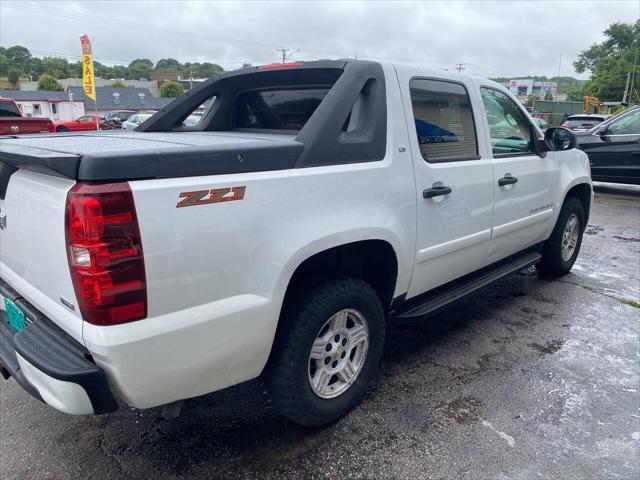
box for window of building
[409,78,478,162]
[517,86,528,96]
[32,104,42,116]
[480,87,534,155]
[51,103,57,114]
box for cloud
[1,0,638,78]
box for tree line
[0,45,228,84]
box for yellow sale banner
[80,35,96,101]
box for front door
[477,86,557,264]
[588,108,640,184]
[399,74,494,298]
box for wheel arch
[563,181,592,224]
[281,239,399,312]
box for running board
[393,251,542,319]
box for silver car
[121,113,153,131]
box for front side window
[481,87,534,155]
[409,79,478,162]
[234,88,330,131]
[606,109,640,135]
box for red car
[51,115,110,133]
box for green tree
[159,81,184,97]
[524,94,540,108]
[41,56,71,79]
[155,58,180,71]
[37,74,63,91]
[574,20,640,102]
[196,62,224,78]
[7,67,21,86]
[5,45,31,66]
[0,53,14,76]
[111,65,129,79]
[544,89,554,101]
[127,58,153,80]
[112,79,127,88]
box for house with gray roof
[67,86,173,116]
[0,89,85,120]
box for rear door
[477,85,557,264]
[397,69,494,297]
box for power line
[456,62,466,73]
[1,2,515,75]
[0,2,464,68]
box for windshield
[0,101,22,118]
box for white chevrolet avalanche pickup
[0,60,591,426]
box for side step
[393,251,541,319]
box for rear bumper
[0,278,117,415]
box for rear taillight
[560,122,570,128]
[65,182,147,326]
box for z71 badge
[176,186,246,208]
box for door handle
[498,175,518,186]
[423,185,452,199]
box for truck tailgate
[0,169,82,342]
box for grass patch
[618,298,640,309]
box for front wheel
[537,197,585,276]
[56,126,68,132]
[263,278,385,427]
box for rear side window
[409,79,478,162]
[0,101,21,118]
[234,88,330,131]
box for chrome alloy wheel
[561,213,579,262]
[308,308,369,399]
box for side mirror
[595,125,608,136]
[543,127,576,152]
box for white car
[121,113,153,131]
[0,60,592,427]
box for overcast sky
[1,0,638,78]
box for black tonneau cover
[0,60,387,182]
[0,131,303,180]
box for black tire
[537,197,585,277]
[263,278,385,427]
[56,126,68,132]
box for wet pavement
[1,184,639,480]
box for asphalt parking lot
[1,184,639,480]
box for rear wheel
[537,197,585,276]
[56,126,68,132]
[263,278,385,427]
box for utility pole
[622,72,631,104]
[276,48,298,64]
[455,62,466,73]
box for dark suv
[101,110,136,129]
[575,106,640,185]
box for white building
[507,79,558,99]
[0,89,85,120]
